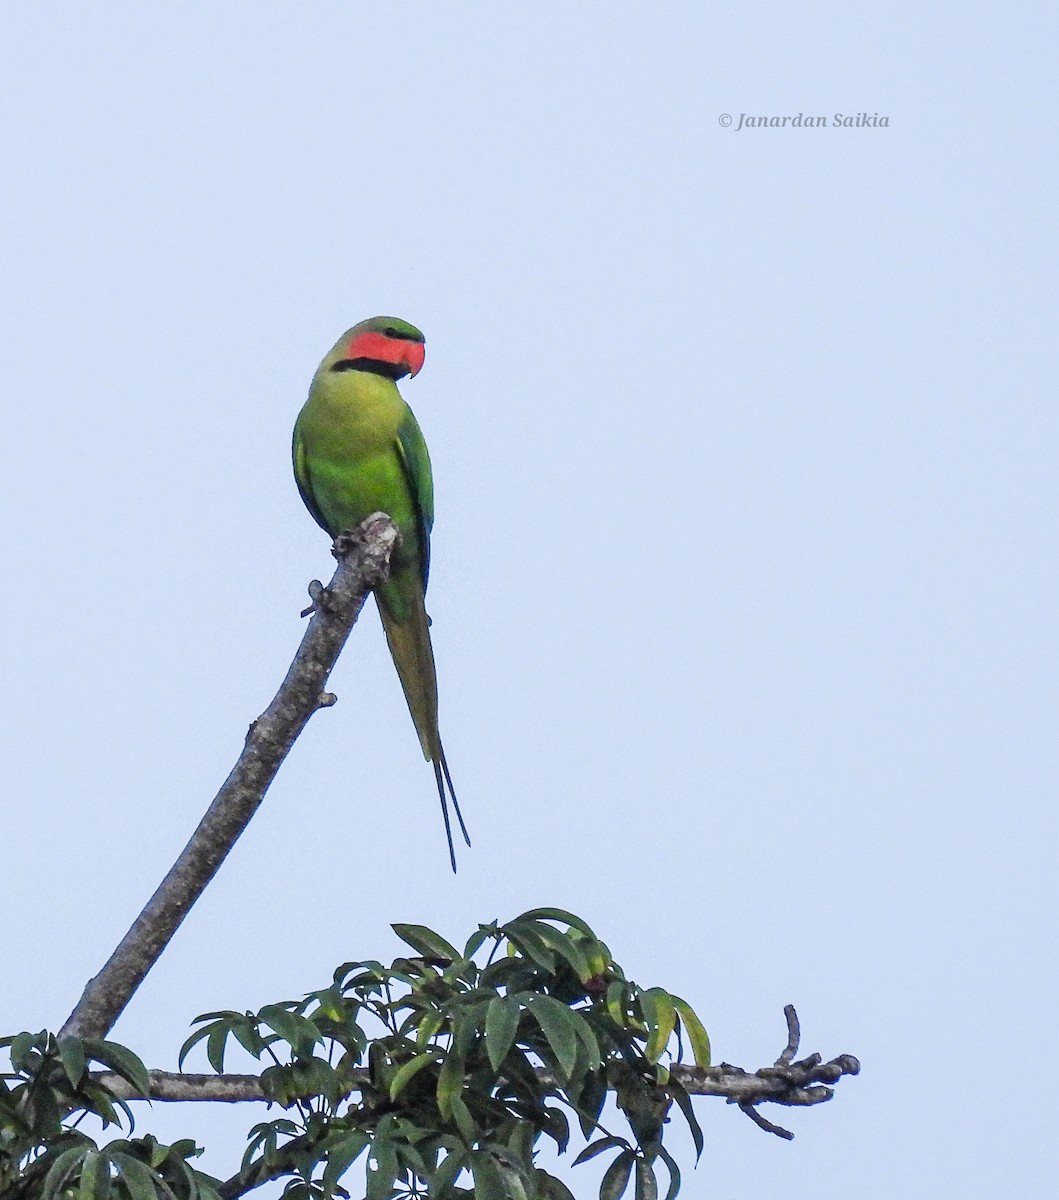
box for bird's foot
[331,527,365,559]
[331,514,400,572]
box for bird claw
[331,528,364,559]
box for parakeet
[292,316,470,871]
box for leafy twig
[91,1012,859,1112]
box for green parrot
[292,316,470,871]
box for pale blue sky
[2,3,1056,1197]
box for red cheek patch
[346,330,424,377]
[347,330,400,362]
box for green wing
[394,410,435,591]
[292,421,330,534]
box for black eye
[384,326,398,338]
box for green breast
[295,370,419,545]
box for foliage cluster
[2,909,710,1200]
[0,1029,214,1200]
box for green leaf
[206,1026,228,1075]
[606,981,629,1028]
[258,1005,323,1052]
[634,1160,659,1200]
[415,1010,445,1048]
[177,1026,211,1071]
[599,1150,635,1200]
[573,1014,602,1070]
[80,1149,111,1200]
[58,1036,87,1088]
[110,1153,164,1200]
[436,1047,464,1120]
[241,1124,270,1171]
[83,1083,121,1128]
[42,1145,88,1200]
[394,1137,429,1179]
[539,1171,577,1200]
[470,1152,508,1200]
[575,1069,608,1139]
[666,1077,704,1161]
[484,997,521,1072]
[668,995,710,1069]
[655,1145,682,1200]
[453,1011,481,1059]
[573,1137,629,1166]
[365,1135,399,1200]
[229,1019,265,1060]
[640,989,676,1065]
[463,925,494,960]
[392,923,460,961]
[505,1120,537,1167]
[430,1148,466,1197]
[504,922,557,972]
[527,997,580,1079]
[320,1131,369,1195]
[499,1170,531,1200]
[542,1105,571,1154]
[524,922,593,984]
[316,987,348,1021]
[87,1041,151,1096]
[388,1050,439,1100]
[9,1030,39,1073]
[517,908,598,938]
[450,1092,476,1145]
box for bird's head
[322,316,426,380]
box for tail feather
[378,589,471,871]
[440,746,472,849]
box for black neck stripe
[331,357,404,379]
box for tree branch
[677,1051,860,1107]
[94,1053,858,1108]
[91,999,859,1114]
[59,515,399,1042]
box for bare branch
[675,1052,860,1107]
[776,1002,801,1065]
[94,1072,277,1103]
[59,515,399,1042]
[739,1103,795,1140]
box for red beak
[405,341,425,378]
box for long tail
[377,590,471,872]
